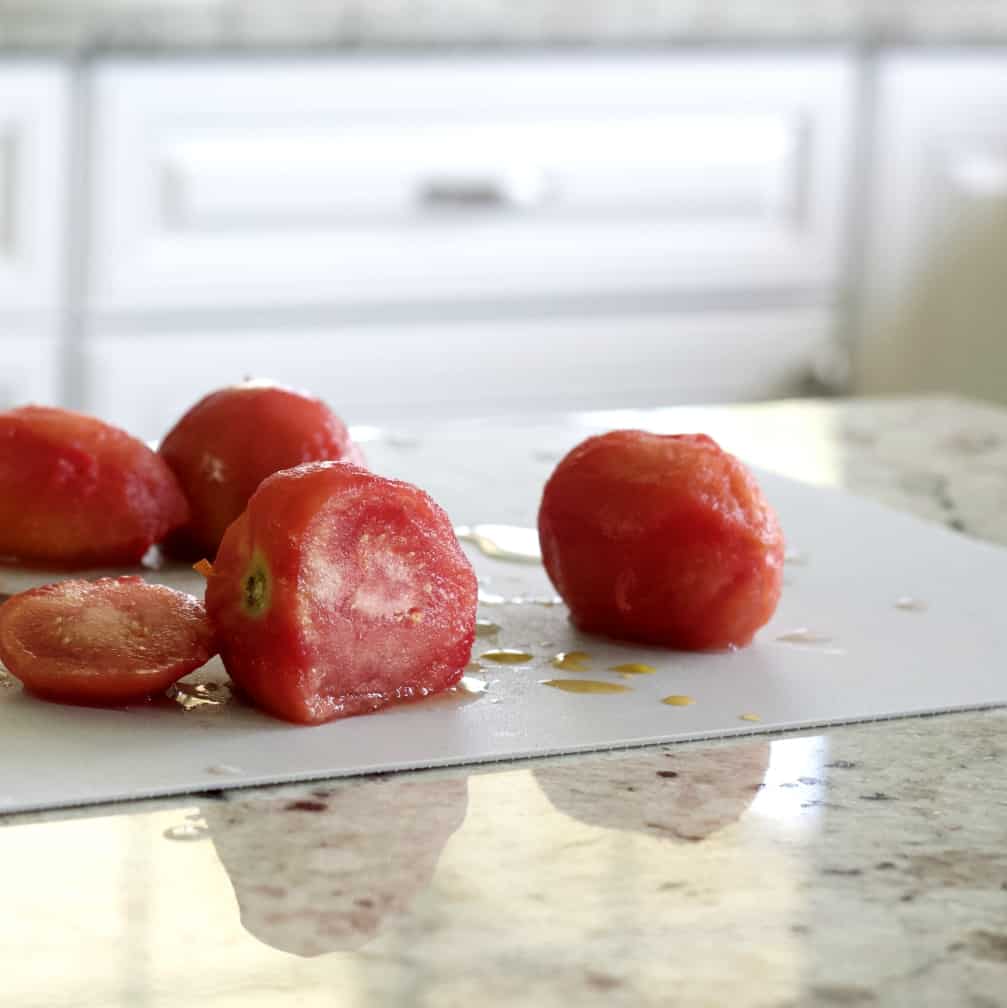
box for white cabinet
[862,55,1007,313]
[0,66,68,314]
[0,334,57,409]
[88,57,853,315]
[84,308,831,439]
[855,54,1007,399]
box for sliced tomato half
[0,576,216,705]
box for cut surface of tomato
[206,461,477,725]
[538,430,784,650]
[159,381,362,559]
[0,406,189,567]
[0,576,216,704]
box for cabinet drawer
[90,57,853,313]
[83,308,829,439]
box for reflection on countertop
[0,711,1005,1006]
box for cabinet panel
[90,57,853,313]
[0,66,68,312]
[83,309,829,439]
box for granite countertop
[2,395,1006,1008]
[4,0,1007,53]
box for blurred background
[2,1,1007,438]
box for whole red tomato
[538,431,784,650]
[0,406,189,567]
[159,382,362,559]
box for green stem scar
[241,553,271,617]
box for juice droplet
[662,694,694,706]
[169,682,232,710]
[475,619,500,638]
[481,649,534,665]
[163,821,209,842]
[612,662,656,676]
[206,763,243,776]
[478,589,506,606]
[894,596,928,612]
[775,629,832,645]
[551,650,591,671]
[739,713,761,722]
[456,676,489,695]
[454,525,542,564]
[541,679,632,694]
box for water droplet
[551,650,590,671]
[662,694,694,706]
[509,594,563,607]
[611,662,656,676]
[541,679,632,694]
[784,549,809,566]
[475,619,500,638]
[481,649,534,665]
[894,596,928,612]
[739,713,761,722]
[775,629,833,646]
[455,525,541,564]
[163,821,209,842]
[456,676,488,695]
[478,589,507,606]
[206,764,242,776]
[169,681,232,710]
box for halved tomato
[0,577,216,705]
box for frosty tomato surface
[159,382,362,559]
[538,431,784,650]
[0,406,189,567]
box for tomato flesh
[159,382,362,559]
[538,431,784,650]
[0,406,189,567]
[205,461,477,725]
[0,576,216,704]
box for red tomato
[0,406,189,568]
[205,461,477,725]
[159,382,362,559]
[538,431,784,650]
[0,577,216,704]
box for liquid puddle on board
[661,695,694,707]
[455,525,542,564]
[550,650,591,672]
[480,649,534,665]
[475,619,501,638]
[775,629,833,646]
[611,662,656,677]
[169,682,232,710]
[541,679,632,695]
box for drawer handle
[417,168,551,210]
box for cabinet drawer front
[90,58,852,312]
[83,309,829,439]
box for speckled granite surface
[3,0,1007,51]
[1,395,1006,1007]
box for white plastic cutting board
[1,419,1005,814]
